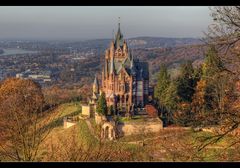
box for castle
[97,22,149,116]
[80,22,162,140]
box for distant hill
[79,36,203,50]
[127,37,203,49]
[131,44,206,83]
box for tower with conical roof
[114,20,124,49]
[93,74,99,95]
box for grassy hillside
[32,103,239,161]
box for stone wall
[82,104,90,117]
[117,118,163,137]
[64,121,77,129]
[95,113,107,125]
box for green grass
[89,118,101,136]
[117,115,145,123]
[58,102,82,117]
[77,120,98,146]
[40,102,82,132]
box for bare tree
[206,6,240,75]
[195,7,240,156]
[0,78,54,161]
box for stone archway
[101,122,116,140]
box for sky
[0,6,213,40]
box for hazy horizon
[0,6,213,41]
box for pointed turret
[114,18,124,49]
[123,40,128,52]
[93,74,99,94]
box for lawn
[117,115,145,123]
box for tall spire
[118,17,120,30]
[114,17,123,48]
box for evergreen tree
[176,61,197,103]
[96,92,108,115]
[162,81,178,124]
[202,45,224,79]
[190,45,233,126]
[202,46,226,112]
[108,105,114,116]
[154,64,171,103]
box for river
[0,48,38,56]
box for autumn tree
[96,92,108,116]
[198,46,232,125]
[192,7,240,153]
[0,78,51,161]
[206,6,240,76]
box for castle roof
[106,21,149,80]
[114,22,124,49]
[93,74,99,87]
[106,54,149,80]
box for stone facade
[63,117,78,129]
[117,118,163,137]
[81,104,91,117]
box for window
[125,83,129,92]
